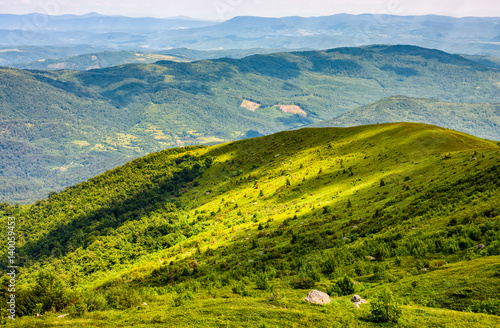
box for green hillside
[3,45,500,203]
[10,48,298,71]
[2,123,500,327]
[462,54,500,70]
[313,96,500,141]
[12,51,189,71]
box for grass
[9,292,500,327]
[3,123,500,326]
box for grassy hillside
[2,123,500,326]
[3,45,500,203]
[313,96,500,141]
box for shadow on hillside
[16,150,211,266]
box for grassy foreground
[8,290,500,328]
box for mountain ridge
[1,13,500,56]
[313,95,500,141]
[2,122,500,326]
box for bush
[232,282,250,296]
[336,276,355,296]
[173,293,184,307]
[370,288,402,323]
[470,299,500,316]
[184,292,194,301]
[327,284,342,297]
[105,288,141,310]
[73,298,87,317]
[292,277,315,289]
[86,293,107,312]
[255,267,276,291]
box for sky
[0,0,499,21]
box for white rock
[351,294,367,308]
[303,290,331,305]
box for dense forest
[2,45,500,203]
[315,95,500,140]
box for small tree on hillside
[370,288,402,323]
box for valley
[2,45,500,203]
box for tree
[380,179,386,187]
[370,288,402,323]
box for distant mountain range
[4,48,300,70]
[0,12,216,32]
[1,45,500,203]
[313,96,500,141]
[0,13,500,56]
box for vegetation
[12,51,188,71]
[370,288,402,323]
[2,45,500,203]
[314,95,500,140]
[1,123,500,326]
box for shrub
[105,288,141,310]
[232,282,250,296]
[173,293,184,307]
[470,299,500,316]
[255,267,276,291]
[321,255,338,275]
[370,288,402,323]
[292,277,315,289]
[327,284,342,297]
[255,272,270,291]
[73,297,87,317]
[184,292,194,301]
[354,262,367,276]
[86,293,107,312]
[335,276,355,296]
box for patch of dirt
[275,104,307,117]
[241,99,261,111]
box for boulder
[303,289,331,305]
[351,294,367,308]
[478,244,485,250]
[351,295,361,302]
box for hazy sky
[1,0,499,20]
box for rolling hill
[2,45,500,203]
[313,96,500,141]
[10,51,189,71]
[2,123,500,326]
[9,48,301,71]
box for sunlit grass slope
[2,123,500,326]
